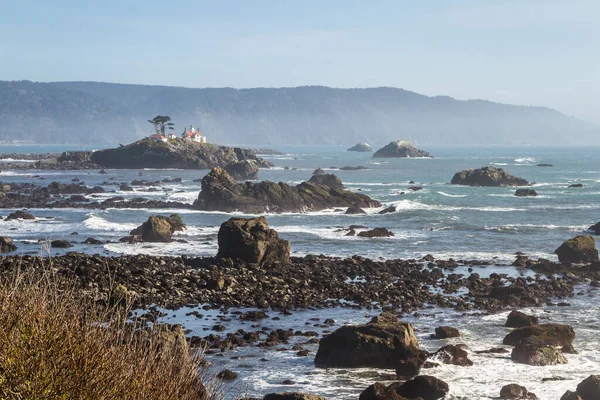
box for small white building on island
[167,133,177,140]
[149,134,168,142]
[182,124,207,143]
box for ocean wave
[489,162,508,166]
[485,223,588,232]
[514,157,537,163]
[83,213,138,232]
[437,191,467,198]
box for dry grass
[0,266,215,400]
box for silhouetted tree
[148,115,175,136]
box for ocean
[1,144,599,399]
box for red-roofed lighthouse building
[181,124,207,143]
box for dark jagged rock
[50,240,72,248]
[511,342,567,366]
[576,375,600,399]
[345,206,366,215]
[569,183,583,188]
[83,237,103,245]
[500,384,538,399]
[314,313,421,368]
[224,160,259,180]
[216,368,238,381]
[357,228,394,238]
[217,217,290,266]
[347,142,373,152]
[554,235,599,263]
[433,326,460,339]
[434,344,473,366]
[0,237,16,253]
[359,383,404,400]
[378,205,397,214]
[503,324,575,347]
[451,166,529,186]
[5,210,35,221]
[373,140,431,158]
[515,189,538,197]
[537,163,553,167]
[505,310,539,328]
[589,222,600,235]
[90,139,273,169]
[308,173,344,190]
[194,167,380,213]
[312,168,325,176]
[339,166,368,171]
[393,375,449,400]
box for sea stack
[372,140,431,158]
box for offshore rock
[194,167,380,213]
[505,310,539,328]
[347,142,373,152]
[132,214,186,242]
[308,173,344,190]
[373,140,431,158]
[451,166,529,186]
[554,235,599,263]
[224,159,259,180]
[217,217,290,266]
[515,189,538,197]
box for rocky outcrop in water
[505,310,538,328]
[392,375,449,400]
[433,326,460,339]
[0,237,16,253]
[314,313,422,368]
[224,160,259,180]
[451,167,529,186]
[500,384,538,400]
[194,168,381,213]
[347,142,373,152]
[90,139,273,169]
[307,173,344,190]
[357,228,394,238]
[561,375,600,400]
[130,214,186,242]
[5,210,36,220]
[217,217,290,266]
[515,189,538,197]
[554,235,599,263]
[373,140,431,158]
[504,323,574,366]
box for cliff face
[90,139,273,169]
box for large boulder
[217,216,290,266]
[515,189,538,197]
[576,375,600,399]
[308,173,344,190]
[347,142,373,152]
[194,167,381,213]
[505,310,539,328]
[50,240,73,248]
[133,214,186,242]
[357,228,394,238]
[0,237,16,253]
[359,383,403,400]
[500,384,538,399]
[589,222,600,235]
[554,235,599,263]
[503,324,575,347]
[224,160,259,180]
[434,344,473,366]
[451,166,529,186]
[314,314,421,368]
[433,326,460,339]
[393,375,449,400]
[511,341,567,366]
[373,140,431,158]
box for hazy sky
[1,0,598,124]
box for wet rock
[119,184,134,191]
[263,393,326,400]
[357,228,394,238]
[569,183,583,188]
[194,167,380,213]
[451,166,529,186]
[347,142,373,152]
[83,237,103,245]
[0,237,17,253]
[394,375,449,400]
[433,326,460,339]
[373,140,432,158]
[378,205,397,214]
[589,222,600,235]
[505,310,539,328]
[308,173,344,190]
[395,353,428,378]
[537,163,553,167]
[559,390,581,400]
[499,384,538,399]
[217,216,290,266]
[434,344,473,366]
[50,240,72,248]
[345,206,366,215]
[134,214,186,242]
[224,160,259,180]
[240,311,269,321]
[359,383,403,400]
[216,368,238,381]
[5,210,35,221]
[339,166,368,171]
[576,375,600,399]
[312,168,325,176]
[314,313,421,368]
[503,324,575,347]
[511,342,567,366]
[554,235,599,263]
[515,189,538,197]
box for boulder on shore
[451,166,529,186]
[554,235,599,263]
[373,140,431,158]
[500,384,538,399]
[347,142,373,152]
[0,236,17,253]
[314,313,422,368]
[224,159,259,180]
[194,167,381,213]
[217,216,290,266]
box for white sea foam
[514,157,537,163]
[437,191,467,198]
[83,213,138,232]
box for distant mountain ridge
[1,80,598,146]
